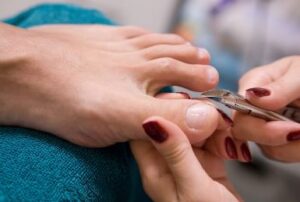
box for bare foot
[0,24,221,147]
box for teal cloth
[0,4,152,202]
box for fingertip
[246,87,271,98]
[233,114,300,146]
[239,142,252,163]
[142,117,203,182]
[143,116,189,144]
[244,87,281,110]
[142,119,169,143]
[224,137,238,160]
[205,131,244,161]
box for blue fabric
[1,4,151,202]
[4,3,114,27]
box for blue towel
[0,4,151,202]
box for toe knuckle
[184,46,198,57]
[155,57,176,69]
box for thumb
[142,116,238,202]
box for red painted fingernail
[287,131,300,141]
[246,87,271,97]
[217,109,234,127]
[177,92,191,99]
[241,143,252,162]
[143,121,168,143]
[225,137,238,159]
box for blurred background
[1,0,300,201]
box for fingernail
[143,121,168,143]
[287,131,300,141]
[206,67,218,84]
[225,137,238,159]
[241,143,252,162]
[177,92,191,99]
[217,109,234,127]
[186,104,212,130]
[198,48,210,59]
[246,87,271,97]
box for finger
[142,116,238,202]
[130,140,175,201]
[239,58,300,110]
[260,141,300,162]
[245,76,300,110]
[204,130,244,161]
[215,108,234,130]
[217,177,245,202]
[236,141,252,163]
[142,44,211,65]
[128,33,186,49]
[291,99,300,108]
[141,58,218,92]
[233,112,300,146]
[205,130,252,162]
[142,116,213,185]
[192,148,244,201]
[130,140,164,180]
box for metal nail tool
[194,89,300,123]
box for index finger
[142,116,238,202]
[239,58,300,110]
[232,112,300,146]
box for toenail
[198,48,209,59]
[185,104,212,130]
[206,67,218,84]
